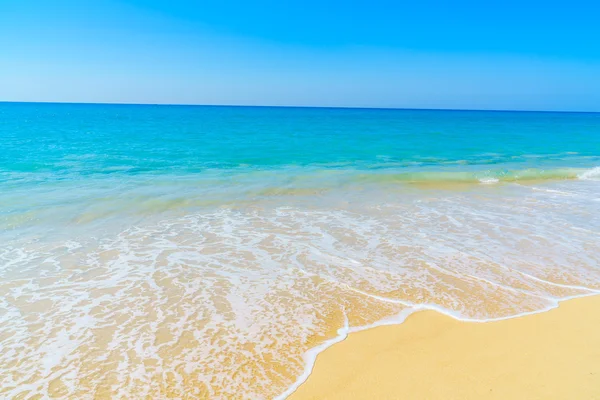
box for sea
[1,102,599,399]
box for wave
[354,167,600,185]
[578,166,600,180]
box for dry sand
[289,295,600,400]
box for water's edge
[277,290,600,399]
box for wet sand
[288,295,600,400]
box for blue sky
[1,0,599,111]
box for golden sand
[289,295,600,400]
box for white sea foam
[578,166,600,180]
[479,177,499,184]
[1,178,600,399]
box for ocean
[1,102,599,398]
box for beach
[1,103,599,398]
[289,295,600,400]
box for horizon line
[1,100,599,115]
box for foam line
[275,307,418,400]
[462,272,557,301]
[274,311,351,400]
[514,270,600,293]
[276,292,600,399]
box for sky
[1,0,599,111]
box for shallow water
[1,103,599,398]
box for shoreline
[283,294,600,399]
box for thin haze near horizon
[1,0,600,112]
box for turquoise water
[2,103,599,231]
[1,102,600,398]
[3,102,600,176]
